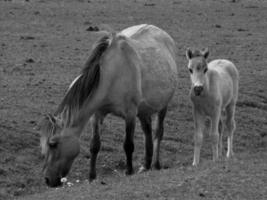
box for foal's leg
[124,115,136,175]
[153,107,167,170]
[89,113,103,181]
[192,109,205,166]
[138,114,153,172]
[218,118,224,157]
[225,102,236,158]
[210,110,221,162]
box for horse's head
[186,48,209,96]
[43,134,80,187]
[37,114,80,187]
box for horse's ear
[45,114,63,128]
[35,114,54,134]
[202,48,209,59]
[186,48,193,60]
[35,122,41,131]
[54,116,64,128]
[48,136,60,148]
[45,113,56,124]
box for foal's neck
[204,72,211,94]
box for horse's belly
[140,85,174,112]
[130,35,178,113]
[139,64,177,112]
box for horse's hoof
[125,168,134,175]
[137,165,147,174]
[89,173,96,182]
[153,162,161,170]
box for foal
[186,48,239,166]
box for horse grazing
[185,48,239,166]
[38,24,178,187]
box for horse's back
[209,59,239,103]
[120,25,178,113]
[120,24,177,66]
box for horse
[185,48,239,166]
[38,24,178,187]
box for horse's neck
[62,125,84,138]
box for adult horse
[39,24,178,187]
[185,48,239,166]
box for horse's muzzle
[45,177,62,187]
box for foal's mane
[55,35,112,125]
[190,49,203,58]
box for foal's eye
[189,68,193,74]
[203,68,208,73]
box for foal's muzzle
[194,86,204,96]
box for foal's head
[186,48,209,96]
[38,114,80,187]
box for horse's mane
[55,35,111,125]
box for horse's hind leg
[124,112,137,175]
[138,114,153,172]
[89,113,104,181]
[153,107,167,170]
[225,102,236,158]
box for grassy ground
[0,0,267,199]
[21,152,267,200]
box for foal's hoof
[226,152,235,159]
[192,160,199,166]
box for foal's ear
[186,48,193,60]
[202,48,209,59]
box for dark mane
[55,35,111,124]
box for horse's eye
[204,68,208,73]
[189,68,193,74]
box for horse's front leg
[192,108,205,166]
[89,113,103,181]
[138,114,153,172]
[124,115,136,175]
[153,107,167,170]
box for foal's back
[208,59,239,106]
